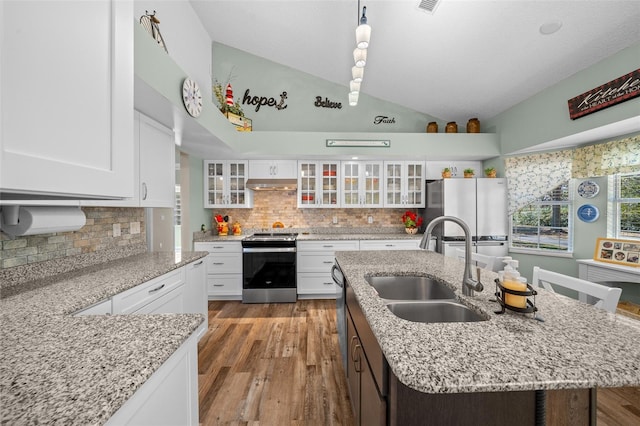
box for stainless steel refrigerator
[420,178,508,264]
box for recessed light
[539,20,562,35]
[352,156,358,160]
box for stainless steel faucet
[419,215,484,296]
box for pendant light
[353,47,367,68]
[355,6,371,49]
[352,66,364,83]
[349,1,370,106]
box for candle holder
[494,278,541,319]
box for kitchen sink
[386,301,487,323]
[365,276,456,300]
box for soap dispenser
[502,258,527,308]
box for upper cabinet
[204,161,252,208]
[342,161,384,208]
[297,161,341,208]
[384,161,425,207]
[82,112,175,208]
[1,0,134,199]
[249,160,297,179]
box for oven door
[242,247,297,303]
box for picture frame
[593,237,640,267]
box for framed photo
[593,237,640,267]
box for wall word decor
[242,89,288,112]
[314,97,342,109]
[374,115,396,124]
[567,69,640,120]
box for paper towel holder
[0,206,87,238]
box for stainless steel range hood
[245,178,297,191]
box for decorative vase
[467,118,480,133]
[217,222,229,236]
[485,170,497,178]
[405,227,418,235]
[445,122,458,133]
[442,171,452,178]
[463,172,474,178]
[426,122,438,133]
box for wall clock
[577,204,600,223]
[182,78,202,117]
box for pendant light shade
[353,48,367,68]
[352,66,364,82]
[349,92,359,106]
[355,7,371,49]
[349,80,361,94]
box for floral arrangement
[401,211,423,228]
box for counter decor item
[494,278,540,318]
[463,168,475,178]
[466,117,480,133]
[426,122,438,133]
[593,237,640,267]
[484,167,497,178]
[401,210,423,233]
[441,167,452,178]
[214,214,229,235]
[232,222,242,235]
[445,121,458,133]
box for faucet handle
[475,267,484,292]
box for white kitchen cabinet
[106,331,199,426]
[297,161,341,208]
[204,161,252,208]
[384,161,425,207]
[112,268,185,315]
[1,0,134,200]
[185,259,208,340]
[82,112,175,208]
[342,161,384,208]
[359,239,421,251]
[425,161,483,179]
[297,240,359,298]
[194,241,243,299]
[249,160,297,179]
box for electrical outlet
[112,223,121,237]
[130,221,141,234]
[332,215,338,224]
[367,216,373,224]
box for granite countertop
[193,228,423,243]
[335,250,640,395]
[0,251,208,425]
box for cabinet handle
[323,261,333,264]
[212,246,224,249]
[213,262,224,265]
[148,283,165,294]
[193,261,204,266]
[323,282,333,285]
[322,245,334,248]
[213,284,224,287]
[354,344,362,373]
[385,244,394,247]
[142,182,148,200]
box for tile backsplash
[209,191,413,231]
[0,207,145,269]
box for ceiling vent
[418,0,441,14]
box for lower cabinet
[346,308,386,426]
[194,242,243,300]
[359,239,421,251]
[185,259,208,340]
[297,240,359,298]
[106,331,199,426]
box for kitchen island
[336,249,640,425]
[0,250,207,425]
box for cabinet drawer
[360,239,420,251]
[205,253,242,274]
[75,299,112,316]
[297,252,337,273]
[194,242,242,253]
[133,284,185,314]
[207,275,242,296]
[297,273,337,296]
[112,268,185,315]
[297,240,359,252]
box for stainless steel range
[241,233,298,303]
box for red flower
[402,211,422,228]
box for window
[510,181,572,252]
[610,172,640,240]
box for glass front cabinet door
[342,161,383,208]
[204,160,252,208]
[384,161,425,207]
[298,161,340,208]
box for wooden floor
[197,300,354,425]
[198,300,639,426]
